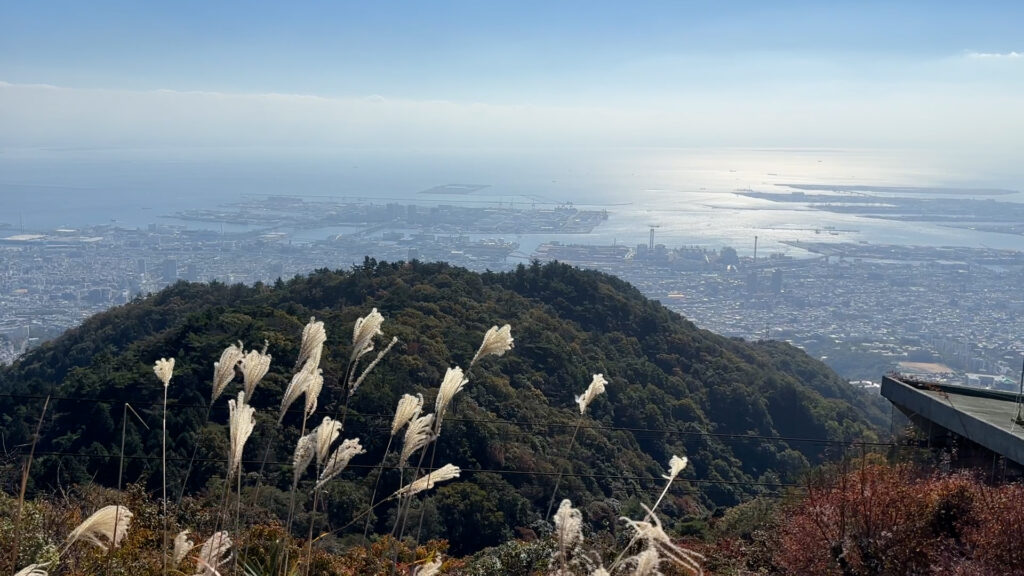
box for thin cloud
[965,51,1022,59]
[0,81,657,149]
[1,80,1022,153]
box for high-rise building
[162,259,178,282]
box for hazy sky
[2,1,1022,152]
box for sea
[2,146,1023,257]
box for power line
[0,392,894,447]
[20,450,803,490]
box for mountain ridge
[0,259,885,552]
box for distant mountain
[0,259,885,553]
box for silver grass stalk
[295,316,326,370]
[434,366,467,430]
[195,531,232,576]
[649,454,689,519]
[546,373,607,521]
[13,564,49,576]
[350,308,384,363]
[172,530,195,568]
[279,365,315,423]
[553,499,584,574]
[554,498,584,552]
[155,356,174,576]
[314,438,365,490]
[349,336,398,397]
[154,357,175,387]
[227,392,256,480]
[611,454,691,572]
[211,342,244,403]
[399,413,435,468]
[362,393,424,539]
[394,463,460,497]
[303,367,324,418]
[292,432,316,487]
[281,364,316,562]
[314,416,341,465]
[590,569,610,576]
[575,374,607,415]
[628,548,662,576]
[413,556,443,576]
[65,504,133,552]
[621,506,704,576]
[240,343,272,400]
[470,324,514,366]
[193,558,220,576]
[391,393,423,436]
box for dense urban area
[2,195,1022,390]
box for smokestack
[753,235,758,264]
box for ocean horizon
[2,146,1022,256]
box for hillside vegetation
[0,259,885,552]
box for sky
[1,1,1023,154]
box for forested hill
[0,260,885,552]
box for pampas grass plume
[65,504,133,552]
[227,392,256,480]
[391,393,423,436]
[629,548,661,576]
[292,432,316,486]
[663,455,688,482]
[434,366,467,429]
[470,324,514,366]
[395,463,460,497]
[172,530,195,568]
[212,342,244,402]
[349,336,398,397]
[13,564,49,576]
[575,374,607,415]
[279,365,314,423]
[314,416,341,465]
[315,438,365,490]
[413,556,443,576]
[554,499,583,552]
[399,413,435,467]
[195,531,232,576]
[622,506,704,575]
[240,343,272,399]
[351,308,385,363]
[303,367,324,418]
[552,498,584,574]
[153,357,174,387]
[295,316,326,370]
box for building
[162,259,178,282]
[882,374,1024,477]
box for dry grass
[3,313,708,576]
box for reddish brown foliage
[771,462,1024,576]
[961,483,1024,570]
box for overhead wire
[21,450,803,491]
[0,391,896,447]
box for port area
[169,195,608,235]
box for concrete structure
[882,374,1024,473]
